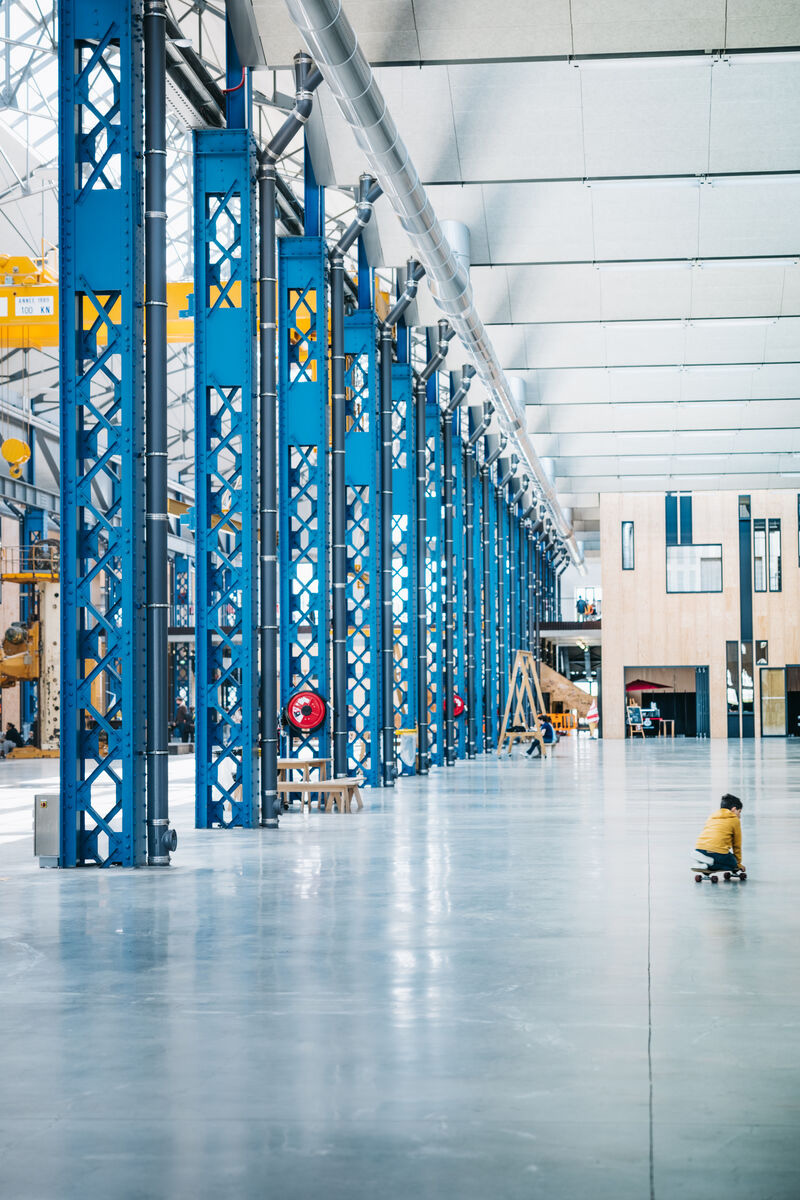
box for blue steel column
[278,236,330,760]
[469,454,484,753]
[425,375,445,767]
[391,342,417,772]
[452,416,467,757]
[495,483,509,720]
[344,302,382,785]
[59,0,147,866]
[193,129,259,828]
[20,508,47,737]
[483,466,498,748]
[171,554,191,710]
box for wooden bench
[275,775,363,813]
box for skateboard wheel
[710,875,719,884]
[739,873,747,881]
[694,875,703,883]
[724,872,731,880]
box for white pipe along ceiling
[281,0,586,574]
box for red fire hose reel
[451,692,466,717]
[284,690,327,734]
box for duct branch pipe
[444,364,476,415]
[144,0,175,864]
[332,174,382,257]
[330,174,377,778]
[258,52,324,825]
[282,0,584,573]
[419,319,455,384]
[414,376,429,773]
[468,402,492,447]
[385,259,425,328]
[497,456,518,490]
[484,435,507,469]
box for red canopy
[625,678,671,692]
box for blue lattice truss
[20,508,47,735]
[278,237,330,759]
[486,472,499,747]
[390,356,417,772]
[58,0,146,866]
[344,309,382,785]
[450,415,466,757]
[193,130,258,829]
[425,388,444,766]
[470,455,485,753]
[171,554,192,711]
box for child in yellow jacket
[691,793,745,874]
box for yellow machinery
[0,541,60,756]
[0,254,196,348]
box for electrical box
[34,793,59,867]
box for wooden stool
[277,757,329,808]
[322,777,364,813]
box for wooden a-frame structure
[497,650,549,756]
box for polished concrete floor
[1,737,799,1199]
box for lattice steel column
[59,0,147,866]
[193,129,259,828]
[344,307,382,786]
[171,553,192,710]
[452,417,467,758]
[468,453,484,754]
[390,350,417,772]
[425,383,445,767]
[482,466,498,749]
[278,236,330,760]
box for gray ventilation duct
[282,0,585,576]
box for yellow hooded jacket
[695,808,743,868]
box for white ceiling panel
[579,61,711,177]
[709,58,800,172]
[725,1,800,49]
[699,178,800,258]
[570,0,726,56]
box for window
[666,544,722,592]
[756,640,769,666]
[726,641,739,714]
[769,518,781,592]
[739,495,751,519]
[665,492,693,546]
[621,521,634,570]
[753,519,766,592]
[741,642,754,715]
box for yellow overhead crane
[0,254,197,348]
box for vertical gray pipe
[258,156,279,825]
[330,250,348,778]
[442,412,455,765]
[144,0,173,864]
[481,467,492,741]
[496,485,507,717]
[534,538,541,662]
[463,447,476,758]
[509,506,518,660]
[527,529,535,651]
[414,376,429,774]
[379,322,395,785]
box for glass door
[760,668,786,737]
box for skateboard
[691,867,747,884]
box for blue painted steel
[344,307,381,785]
[451,415,467,757]
[471,459,485,753]
[425,386,444,767]
[171,554,191,711]
[485,471,499,748]
[58,0,146,866]
[193,129,259,828]
[278,236,330,760]
[390,356,417,772]
[20,508,47,737]
[303,139,325,238]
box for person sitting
[526,717,557,757]
[0,722,24,758]
[690,794,746,875]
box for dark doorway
[695,667,710,738]
[787,666,800,737]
